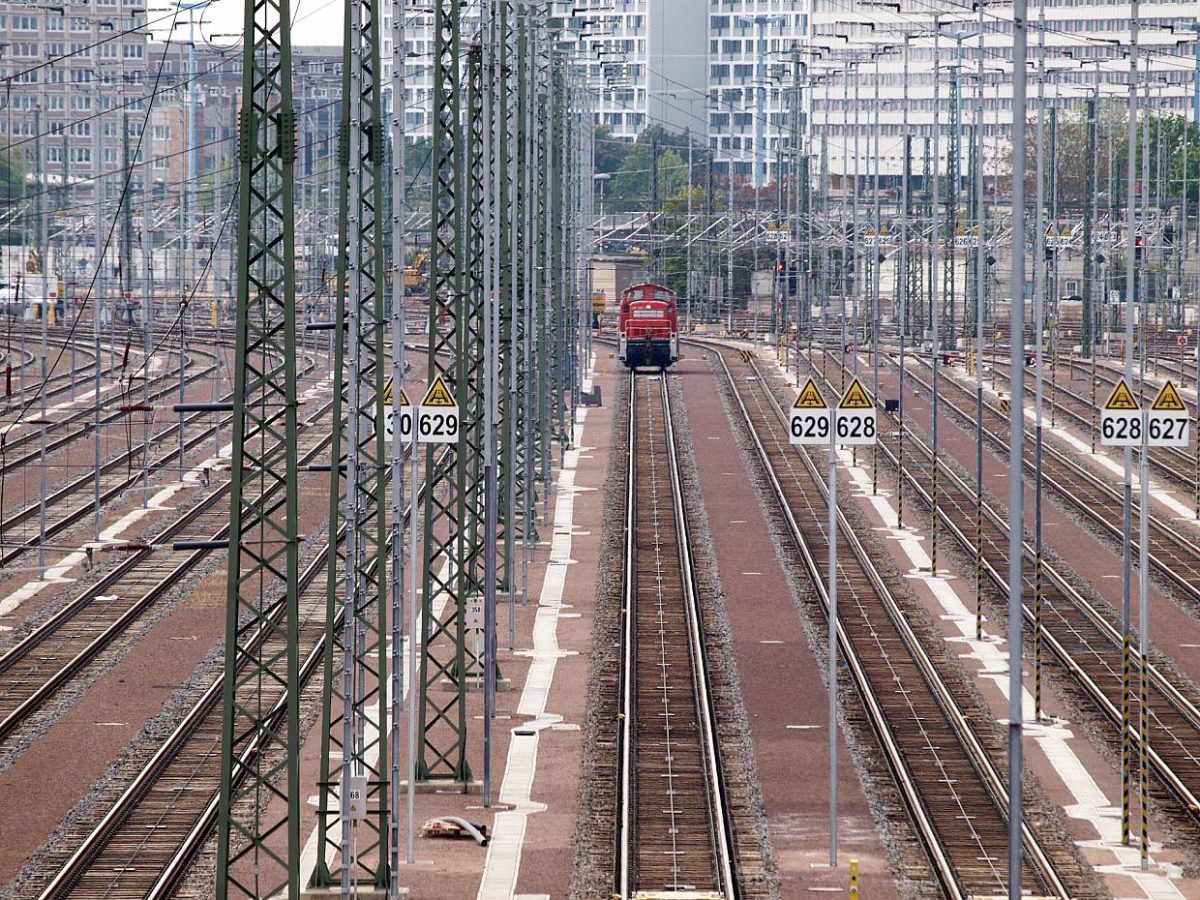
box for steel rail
[0,352,317,569]
[616,371,737,899]
[992,357,1195,487]
[0,345,215,479]
[901,355,1200,610]
[711,344,1070,899]
[43,442,445,899]
[0,398,337,745]
[850,355,1200,826]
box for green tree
[1012,108,1198,208]
[593,124,631,175]
[604,125,711,214]
[0,147,24,246]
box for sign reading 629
[417,408,459,444]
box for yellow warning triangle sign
[793,379,827,410]
[1151,380,1187,412]
[382,380,410,406]
[1104,379,1140,411]
[838,378,873,410]
[420,375,457,408]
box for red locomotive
[617,282,679,371]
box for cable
[10,2,185,427]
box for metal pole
[827,412,839,868]
[871,53,881,496]
[388,2,408,892]
[36,102,48,578]
[481,5,500,810]
[974,12,986,640]
[93,70,104,543]
[1033,9,1047,722]
[1121,0,1140,849]
[1138,419,1150,871]
[899,40,910,531]
[140,121,154,509]
[1008,0,1031,889]
[930,22,942,576]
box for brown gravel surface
[0,441,337,893]
[674,351,901,899]
[816,349,1200,894]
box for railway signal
[417,375,460,444]
[1101,378,1142,446]
[1148,381,1189,448]
[790,378,830,444]
[836,378,878,445]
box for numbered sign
[790,378,830,445]
[1148,381,1190,448]
[418,375,460,444]
[465,597,484,631]
[1100,379,1142,447]
[383,382,415,445]
[342,772,368,823]
[835,377,877,445]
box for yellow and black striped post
[1122,632,1132,845]
[1140,647,1150,868]
[930,447,939,574]
[975,494,984,640]
[1035,550,1044,720]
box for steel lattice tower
[312,0,391,884]
[417,0,474,784]
[214,0,302,892]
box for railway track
[32,443,438,899]
[1,334,108,403]
[0,398,335,748]
[0,353,322,570]
[900,354,1200,610]
[32,535,332,899]
[0,341,216,485]
[704,344,1073,898]
[987,357,1198,493]
[618,371,737,897]
[808,349,1200,836]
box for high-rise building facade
[806,0,1195,176]
[572,0,1195,181]
[0,0,152,195]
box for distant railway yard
[2,0,1199,894]
[5,312,1200,897]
